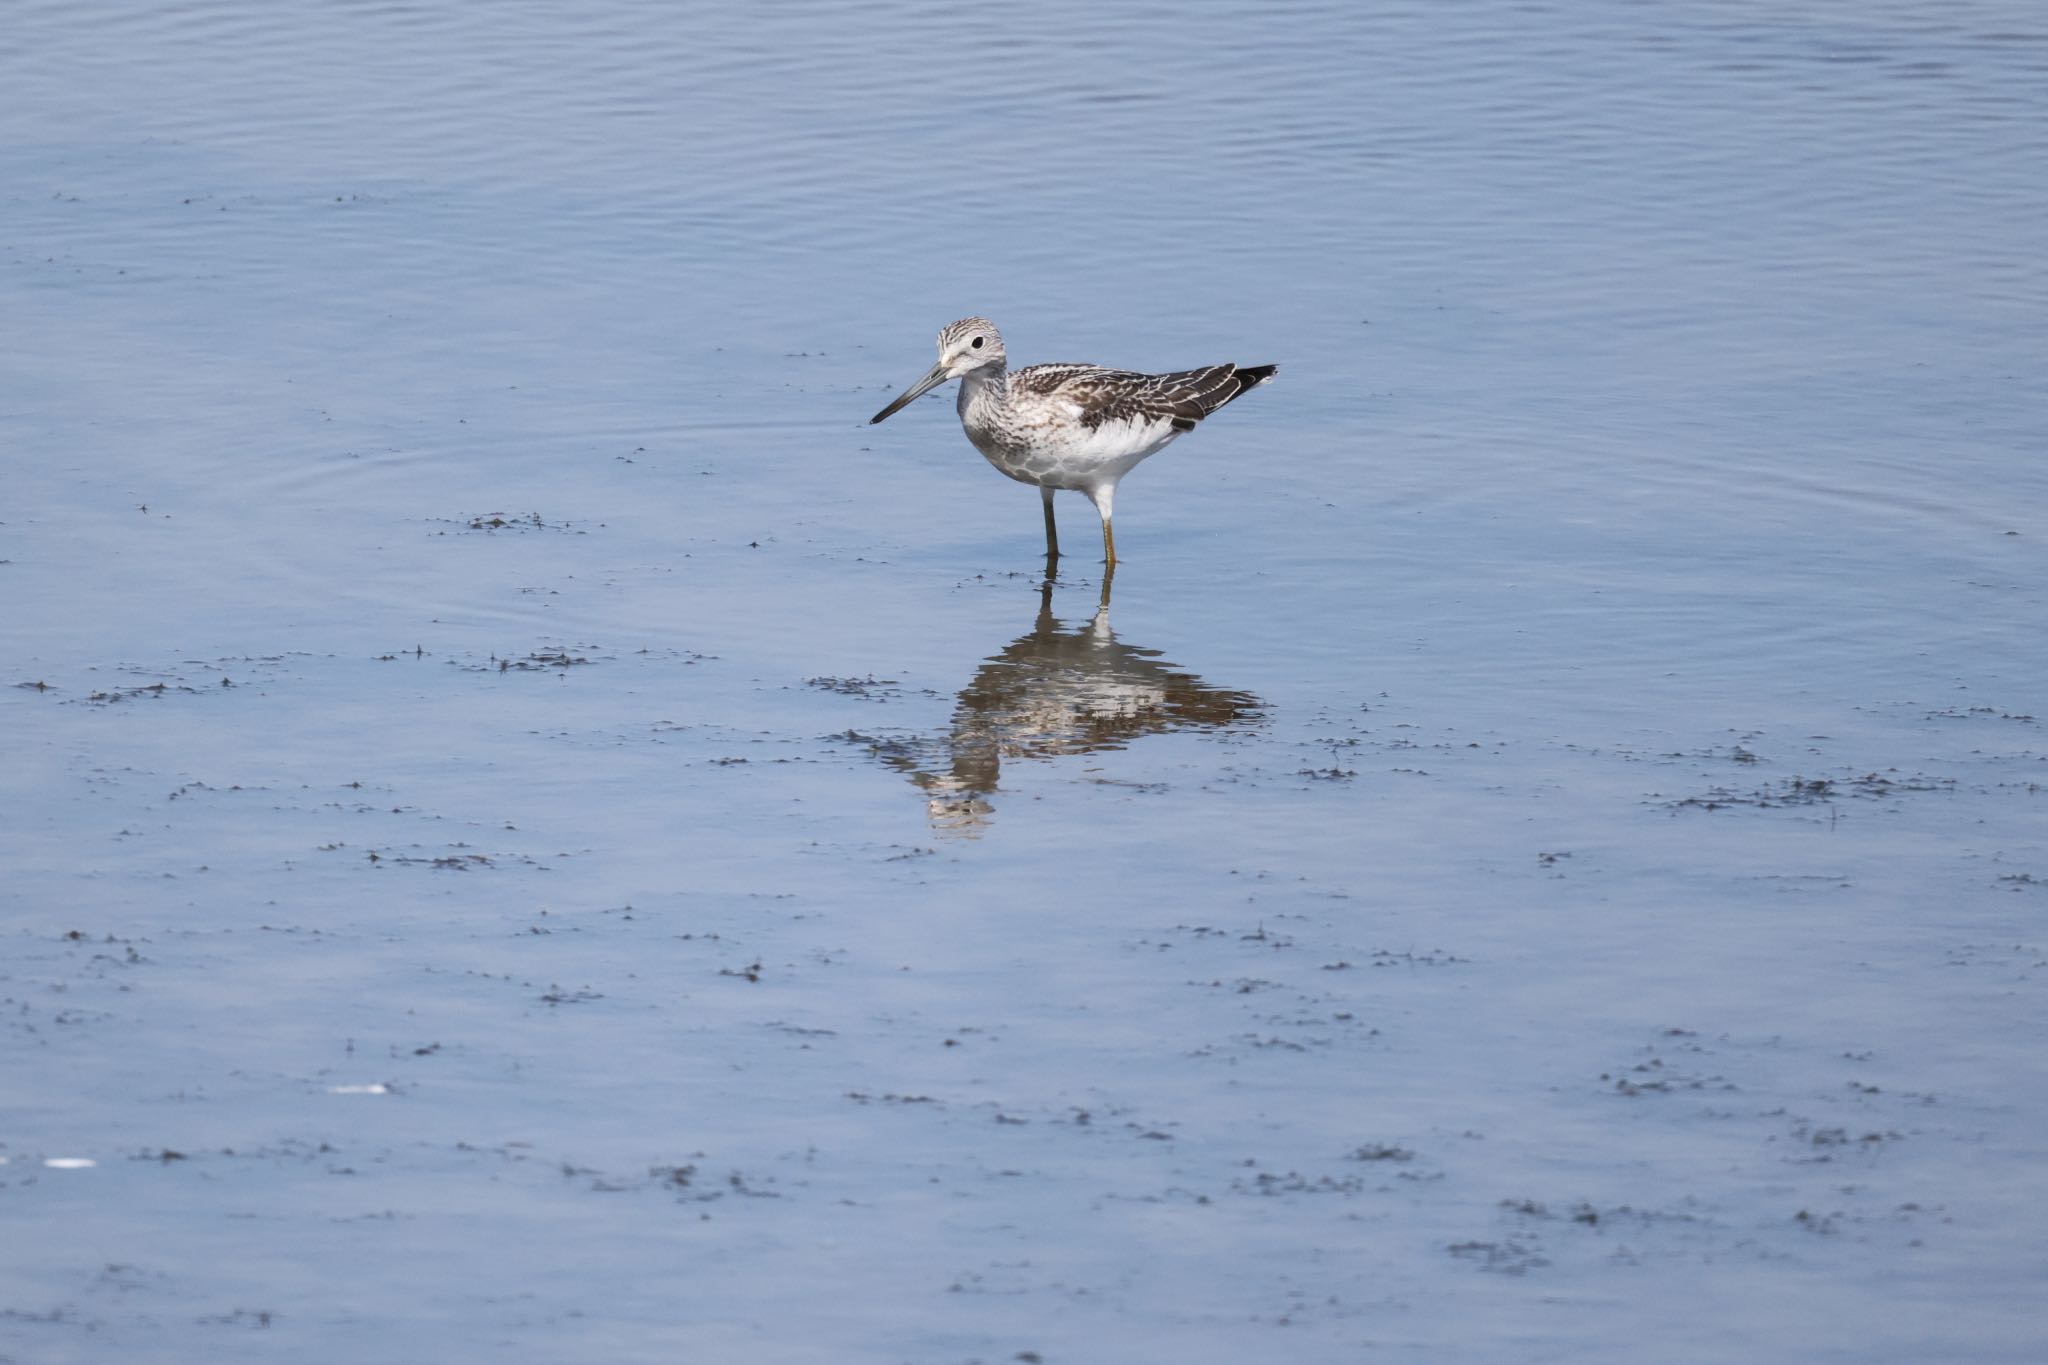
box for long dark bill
[869,361,952,424]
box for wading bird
[869,318,1275,568]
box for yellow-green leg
[1041,485,1060,561]
[1089,484,1118,569]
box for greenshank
[869,318,1276,567]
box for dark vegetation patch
[447,646,601,673]
[77,681,204,704]
[431,511,591,535]
[1655,769,1955,811]
[805,674,900,700]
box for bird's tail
[1224,364,1278,406]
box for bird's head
[870,317,1005,424]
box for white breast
[959,372,1184,493]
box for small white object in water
[327,1083,389,1094]
[44,1157,97,1169]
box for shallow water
[4,2,2046,1361]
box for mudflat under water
[4,3,2045,1361]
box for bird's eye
[971,336,985,349]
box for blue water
[4,3,2045,1361]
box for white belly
[967,413,1182,494]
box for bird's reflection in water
[871,576,1262,833]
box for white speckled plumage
[869,318,1275,567]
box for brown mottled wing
[1015,363,1273,434]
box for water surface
[4,3,2045,1361]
